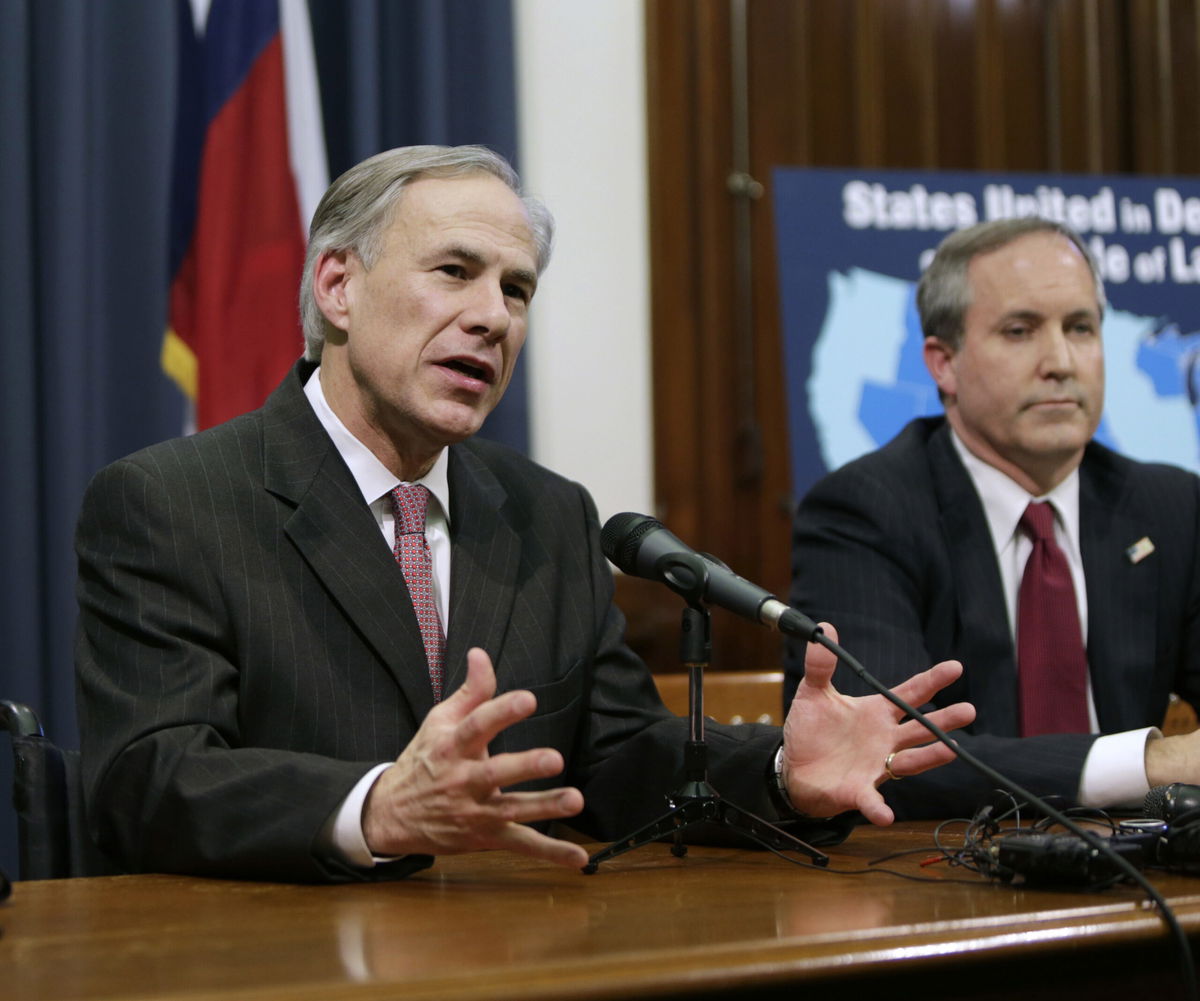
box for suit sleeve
[1142,468,1200,719]
[75,454,428,883]
[783,462,1094,820]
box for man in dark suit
[785,217,1200,820]
[76,146,974,882]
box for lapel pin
[1125,536,1155,564]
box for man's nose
[461,283,511,342]
[1040,329,1076,376]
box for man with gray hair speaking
[75,145,974,882]
[786,216,1200,820]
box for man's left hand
[780,622,976,824]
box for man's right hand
[361,647,588,868]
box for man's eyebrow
[995,306,1100,327]
[439,243,483,265]
[997,309,1043,325]
[437,244,537,288]
[506,266,538,291]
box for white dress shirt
[951,431,1155,808]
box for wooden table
[4,823,1200,1001]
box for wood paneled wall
[626,0,1200,675]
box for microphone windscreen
[601,513,659,569]
[1145,784,1171,818]
[1144,782,1200,821]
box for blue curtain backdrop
[0,0,519,881]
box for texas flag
[164,0,328,430]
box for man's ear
[312,249,355,333]
[923,335,957,399]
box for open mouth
[440,359,491,383]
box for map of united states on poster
[774,168,1200,498]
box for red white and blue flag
[164,0,327,430]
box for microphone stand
[583,553,829,873]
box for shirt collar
[302,366,451,523]
[949,428,1079,555]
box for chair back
[653,671,785,725]
[2,700,117,879]
[1164,693,1199,736]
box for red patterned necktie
[1016,501,1090,736]
[390,484,446,701]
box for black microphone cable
[807,626,1196,1001]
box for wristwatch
[768,743,801,816]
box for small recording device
[993,826,1158,887]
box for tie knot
[1019,501,1057,542]
[390,484,430,535]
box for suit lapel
[261,363,438,720]
[444,444,521,694]
[1079,448,1157,730]
[928,424,1022,732]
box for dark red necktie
[390,484,446,701]
[1016,501,1090,736]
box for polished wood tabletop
[5,823,1200,1001]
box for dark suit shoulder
[802,417,948,517]
[816,416,943,480]
[456,436,590,506]
[84,362,314,496]
[85,409,267,497]
[1083,438,1200,496]
[1080,441,1200,550]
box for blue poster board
[774,168,1200,497]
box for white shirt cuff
[319,762,394,869]
[1076,727,1159,809]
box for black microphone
[1143,784,1200,874]
[600,512,821,640]
[1145,782,1200,823]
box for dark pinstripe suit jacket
[75,361,805,882]
[783,417,1200,819]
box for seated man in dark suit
[76,145,974,882]
[785,216,1200,820]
